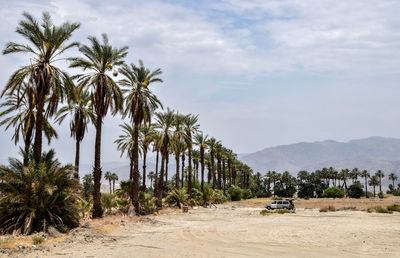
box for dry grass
[319,205,336,212]
[0,234,68,251]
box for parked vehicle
[265,199,295,210]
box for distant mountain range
[240,136,400,186]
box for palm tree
[2,12,80,163]
[194,132,208,193]
[389,173,398,188]
[104,171,113,194]
[183,114,199,196]
[171,113,186,188]
[111,173,118,194]
[118,60,162,212]
[361,170,370,198]
[139,124,157,190]
[375,170,385,193]
[70,34,127,218]
[206,137,220,189]
[148,171,155,189]
[0,83,58,165]
[56,89,95,178]
[154,108,175,207]
[369,175,379,197]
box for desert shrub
[32,236,45,245]
[347,182,364,199]
[202,183,213,205]
[0,150,80,235]
[260,209,273,216]
[115,180,130,199]
[165,188,188,208]
[275,209,295,214]
[212,189,227,204]
[387,204,400,212]
[304,196,310,200]
[272,196,283,200]
[82,174,94,201]
[378,192,385,199]
[78,199,92,218]
[189,188,204,206]
[260,209,295,216]
[101,193,117,214]
[242,189,253,200]
[227,185,242,201]
[376,207,392,214]
[321,187,344,198]
[138,192,156,215]
[115,197,129,213]
[367,207,374,213]
[319,205,336,212]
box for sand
[13,199,400,258]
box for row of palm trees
[0,12,252,218]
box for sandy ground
[5,198,398,258]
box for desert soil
[4,198,400,258]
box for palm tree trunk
[142,151,147,190]
[23,121,34,166]
[93,115,103,218]
[109,180,112,194]
[155,150,159,191]
[132,123,140,213]
[33,100,44,163]
[175,154,180,188]
[74,140,80,179]
[227,159,231,187]
[365,177,368,198]
[165,153,169,191]
[188,146,193,197]
[373,185,376,197]
[217,155,222,189]
[207,162,211,184]
[113,180,115,194]
[379,177,382,193]
[222,159,226,194]
[200,147,205,193]
[157,154,165,208]
[210,151,216,189]
[181,154,185,187]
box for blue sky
[1,0,400,164]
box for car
[265,199,295,210]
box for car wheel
[266,206,271,210]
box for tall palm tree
[56,89,95,178]
[171,113,186,188]
[361,170,370,198]
[389,173,398,188]
[69,34,127,218]
[104,171,113,194]
[154,108,175,207]
[152,131,162,191]
[375,170,385,193]
[194,132,208,193]
[206,137,220,189]
[0,83,58,165]
[369,175,379,197]
[148,171,155,189]
[2,12,80,163]
[139,124,157,190]
[183,114,199,196]
[111,173,118,194]
[118,60,162,212]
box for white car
[265,200,295,210]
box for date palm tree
[154,108,175,207]
[361,170,370,198]
[375,170,385,193]
[139,124,157,190]
[194,132,208,193]
[206,137,220,189]
[69,34,127,218]
[0,83,58,165]
[2,12,80,163]
[56,89,95,178]
[369,175,379,197]
[148,171,155,189]
[111,173,118,194]
[389,173,398,188]
[104,171,113,194]
[183,114,199,196]
[171,113,186,188]
[118,60,162,213]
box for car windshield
[272,201,276,204]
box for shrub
[319,205,336,212]
[101,193,117,214]
[378,192,385,199]
[227,185,242,201]
[387,204,400,212]
[138,192,156,215]
[165,188,188,208]
[32,236,45,245]
[202,183,213,205]
[376,207,392,214]
[321,187,344,198]
[260,209,295,216]
[347,182,364,199]
[260,209,273,216]
[212,189,228,204]
[189,188,204,206]
[242,189,252,200]
[0,150,80,235]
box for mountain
[241,137,400,181]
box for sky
[1,0,400,165]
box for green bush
[138,192,156,215]
[321,187,344,198]
[165,188,188,208]
[378,192,385,199]
[202,183,213,205]
[260,209,295,216]
[212,189,228,204]
[32,236,45,245]
[0,150,80,235]
[189,188,204,206]
[101,193,116,213]
[376,207,392,214]
[228,185,242,201]
[242,189,253,200]
[347,182,364,199]
[387,204,400,212]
